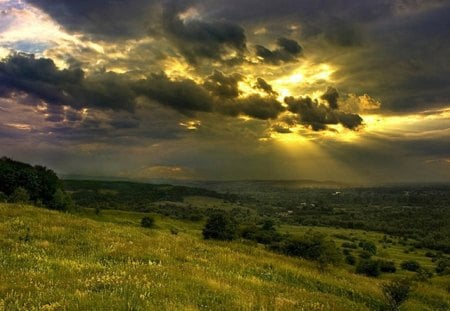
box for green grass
[0,203,449,310]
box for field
[1,203,449,310]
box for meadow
[1,203,449,310]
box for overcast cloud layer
[0,0,449,183]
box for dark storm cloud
[321,87,340,110]
[0,53,290,121]
[109,119,140,129]
[44,105,65,123]
[255,37,302,64]
[26,0,158,39]
[343,4,450,113]
[160,1,247,64]
[285,96,363,131]
[254,78,278,96]
[65,109,83,122]
[219,95,285,120]
[203,70,242,98]
[0,53,83,107]
[134,73,214,113]
[323,18,362,47]
[0,53,136,111]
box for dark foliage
[345,254,356,265]
[270,232,342,267]
[382,278,412,310]
[202,212,237,241]
[64,179,227,212]
[356,259,381,277]
[141,216,155,228]
[0,157,71,210]
[378,260,397,273]
[359,241,377,255]
[401,260,421,272]
[9,187,30,204]
[435,259,450,275]
[240,219,282,244]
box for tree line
[0,157,72,210]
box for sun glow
[269,62,337,101]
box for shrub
[382,278,412,311]
[415,268,433,281]
[9,187,30,203]
[425,252,436,258]
[141,216,155,228]
[202,212,237,241]
[401,260,421,272]
[359,241,377,255]
[49,189,73,211]
[435,259,450,275]
[356,259,381,277]
[0,192,7,202]
[345,254,356,265]
[275,233,342,268]
[379,260,397,273]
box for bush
[9,187,30,203]
[345,254,356,265]
[356,259,381,277]
[202,212,237,241]
[274,233,342,268]
[240,222,282,244]
[401,260,421,272]
[49,189,73,211]
[382,278,412,310]
[379,260,397,273]
[359,241,377,255]
[415,268,433,281]
[141,216,155,228]
[435,259,450,275]
[0,192,7,202]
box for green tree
[356,259,381,277]
[203,212,237,241]
[401,260,421,272]
[9,187,30,204]
[50,188,73,211]
[141,216,155,228]
[382,278,412,310]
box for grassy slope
[0,204,449,311]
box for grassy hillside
[0,204,449,310]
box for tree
[9,187,30,204]
[276,233,342,268]
[50,188,73,211]
[141,216,155,228]
[202,212,237,241]
[382,278,412,310]
[401,260,421,272]
[359,241,377,255]
[0,192,7,203]
[356,259,381,277]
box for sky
[0,0,449,183]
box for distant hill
[63,179,233,211]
